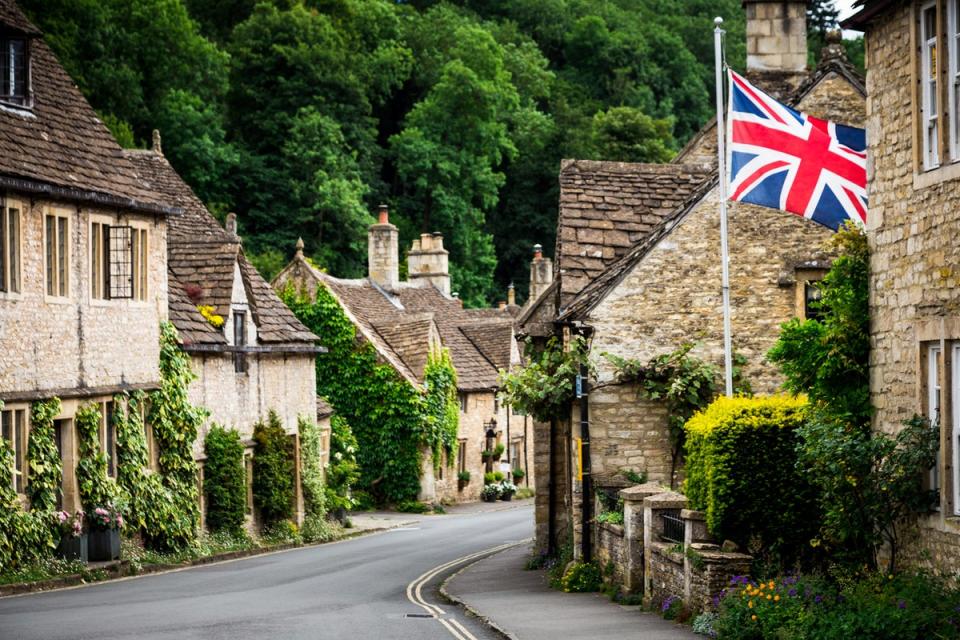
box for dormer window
[0,36,28,107]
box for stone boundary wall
[592,483,752,613]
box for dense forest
[22,0,862,307]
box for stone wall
[190,352,317,457]
[865,4,960,572]
[0,194,168,399]
[595,522,626,586]
[648,542,686,609]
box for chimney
[295,237,305,259]
[529,243,553,304]
[507,282,516,307]
[152,129,163,156]
[225,212,238,237]
[744,0,808,75]
[369,204,399,289]
[407,231,450,295]
[498,300,507,311]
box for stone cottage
[519,1,866,558]
[0,0,176,512]
[274,207,533,503]
[845,0,960,572]
[123,141,323,528]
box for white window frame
[929,344,943,503]
[922,1,941,170]
[952,344,960,515]
[0,200,21,295]
[950,0,960,161]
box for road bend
[0,504,533,640]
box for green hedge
[203,424,246,535]
[298,416,325,519]
[253,411,295,526]
[684,395,818,563]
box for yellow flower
[751,615,757,621]
[888,575,894,580]
[766,594,772,600]
[748,600,754,608]
[768,581,775,589]
[758,583,765,591]
[774,595,780,602]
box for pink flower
[58,511,68,522]
[95,508,107,515]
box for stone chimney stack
[407,231,450,295]
[225,212,238,237]
[369,204,399,289]
[529,243,553,303]
[744,0,808,75]
[507,282,516,307]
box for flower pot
[55,533,88,562]
[482,494,498,503]
[499,492,513,502]
[88,529,121,561]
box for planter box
[88,529,121,561]
[500,493,513,502]
[482,494,498,502]
[55,534,88,562]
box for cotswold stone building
[846,0,960,572]
[0,1,176,512]
[275,208,533,503]
[124,142,323,528]
[520,0,866,557]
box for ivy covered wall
[280,283,459,505]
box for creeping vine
[27,398,62,513]
[75,402,119,510]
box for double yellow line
[405,541,524,640]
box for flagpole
[714,16,734,397]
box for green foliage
[301,513,342,544]
[423,348,460,470]
[203,425,246,535]
[150,321,204,546]
[298,416,326,520]
[280,284,427,505]
[797,415,939,573]
[252,411,295,526]
[500,336,590,422]
[684,395,819,566]
[325,415,360,515]
[716,571,960,640]
[27,399,63,513]
[396,500,431,514]
[559,561,602,593]
[589,106,674,163]
[483,472,495,485]
[768,225,871,429]
[457,470,471,483]
[512,468,524,481]
[606,342,721,486]
[74,402,119,511]
[595,510,623,526]
[621,469,647,484]
[0,401,55,573]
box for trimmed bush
[298,416,326,519]
[684,395,818,563]
[203,425,246,535]
[252,411,295,527]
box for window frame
[1,405,28,495]
[948,0,960,161]
[233,307,248,373]
[921,0,941,171]
[0,36,30,109]
[0,200,21,295]
[928,344,943,504]
[90,218,110,301]
[952,343,960,516]
[131,226,148,302]
[44,209,70,300]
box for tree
[589,106,675,164]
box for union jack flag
[727,70,867,231]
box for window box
[55,533,88,562]
[88,529,121,561]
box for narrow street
[0,505,532,640]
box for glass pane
[14,411,23,493]
[57,217,67,297]
[91,223,100,299]
[1,410,10,447]
[10,40,24,101]
[0,39,8,96]
[9,209,17,293]
[0,208,6,293]
[140,230,148,300]
[45,216,54,295]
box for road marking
[387,527,422,531]
[405,541,525,640]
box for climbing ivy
[0,401,54,571]
[149,322,203,540]
[75,402,119,510]
[280,283,429,505]
[423,348,459,470]
[203,424,246,535]
[298,416,325,519]
[499,336,591,422]
[325,415,360,516]
[27,398,62,513]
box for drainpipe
[506,398,511,470]
[548,417,557,557]
[579,359,592,563]
[523,414,529,487]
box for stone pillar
[620,483,667,593]
[368,205,399,289]
[507,282,516,307]
[643,491,688,601]
[292,433,304,526]
[407,232,450,295]
[529,244,554,303]
[744,0,807,74]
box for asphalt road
[0,504,533,640]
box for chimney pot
[226,212,238,236]
[369,205,399,288]
[743,0,808,76]
[507,282,516,307]
[295,237,304,258]
[378,204,389,225]
[498,301,507,310]
[533,243,543,261]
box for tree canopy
[22,0,857,306]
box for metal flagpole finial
[714,16,723,26]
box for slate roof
[460,322,515,372]
[556,54,866,323]
[287,258,512,392]
[124,149,318,348]
[555,160,712,303]
[0,1,175,214]
[317,397,335,420]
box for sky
[835,0,857,21]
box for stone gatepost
[620,483,667,593]
[643,490,687,600]
[682,509,709,601]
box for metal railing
[660,509,684,543]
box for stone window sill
[914,161,960,190]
